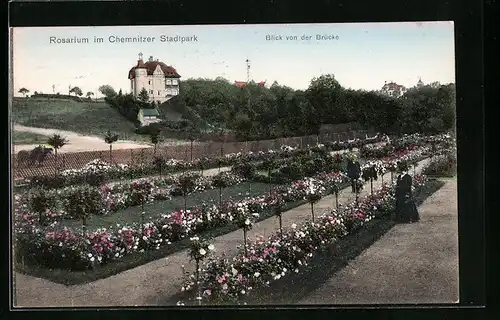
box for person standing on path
[395,161,420,223]
[346,153,362,193]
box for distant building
[234,81,266,88]
[128,53,181,104]
[137,108,161,127]
[416,77,425,88]
[380,81,407,98]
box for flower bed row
[20,171,247,223]
[359,133,454,160]
[175,174,428,305]
[22,135,385,189]
[422,150,457,177]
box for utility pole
[246,58,250,83]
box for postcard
[10,22,458,307]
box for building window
[166,80,172,85]
[150,90,153,94]
[148,81,151,85]
[157,90,161,95]
[172,79,178,85]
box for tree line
[96,74,455,140]
[177,75,455,139]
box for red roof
[234,81,266,88]
[128,59,181,79]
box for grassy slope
[12,98,146,141]
[12,131,50,145]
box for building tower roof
[128,55,181,79]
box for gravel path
[13,157,431,307]
[13,124,199,154]
[13,124,151,153]
[298,177,458,305]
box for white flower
[90,257,95,262]
[254,272,260,278]
[232,267,238,276]
[199,248,207,256]
[245,219,250,225]
[291,223,297,229]
[208,244,215,251]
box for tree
[186,128,198,162]
[46,134,68,158]
[69,86,83,97]
[104,130,119,163]
[46,134,68,174]
[18,88,29,98]
[86,92,94,100]
[98,85,117,98]
[149,129,162,156]
[138,88,149,103]
[306,74,344,124]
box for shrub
[27,188,57,225]
[231,161,257,179]
[422,152,457,177]
[64,185,104,221]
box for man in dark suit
[346,154,362,193]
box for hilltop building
[416,77,425,88]
[128,53,181,104]
[380,81,407,98]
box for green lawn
[61,182,273,230]
[12,98,146,141]
[12,131,50,145]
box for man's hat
[397,160,409,172]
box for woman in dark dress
[395,161,420,223]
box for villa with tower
[128,53,181,104]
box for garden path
[298,177,458,305]
[14,154,425,308]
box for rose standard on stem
[187,236,215,304]
[303,178,325,223]
[129,181,153,235]
[264,190,286,238]
[231,203,259,257]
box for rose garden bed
[13,150,432,285]
[12,134,450,286]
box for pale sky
[11,22,455,98]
